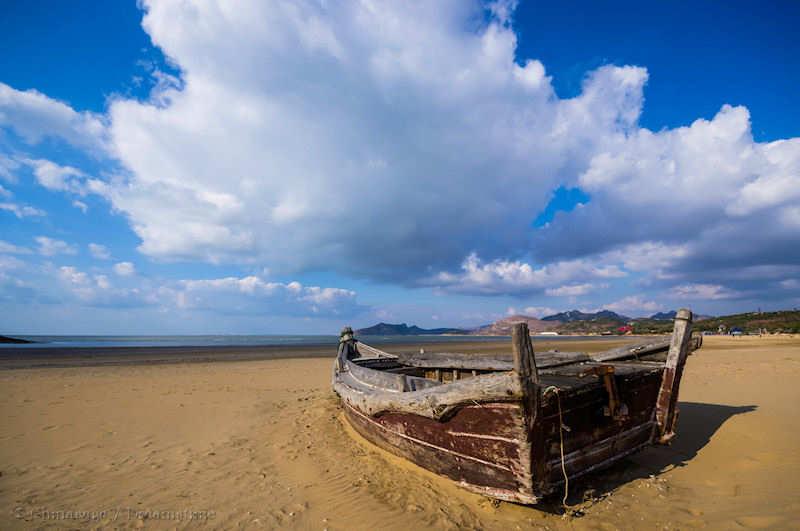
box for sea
[0,334,616,349]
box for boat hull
[342,400,538,503]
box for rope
[543,385,569,508]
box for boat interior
[350,339,685,394]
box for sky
[1,0,799,334]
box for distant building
[538,331,559,336]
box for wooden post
[512,323,539,384]
[511,323,544,493]
[654,308,693,443]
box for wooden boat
[333,309,701,504]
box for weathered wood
[654,308,693,443]
[590,333,702,363]
[355,341,397,359]
[343,402,538,504]
[589,339,671,362]
[397,350,589,371]
[335,361,522,420]
[512,323,539,384]
[347,357,407,391]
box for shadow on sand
[538,401,757,514]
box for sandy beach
[1,335,799,529]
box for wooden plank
[589,339,671,362]
[347,357,407,391]
[343,403,538,504]
[335,364,522,420]
[396,350,589,371]
[654,308,693,443]
[511,323,539,384]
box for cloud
[0,155,21,183]
[113,261,136,276]
[670,283,740,301]
[428,252,622,296]
[56,265,150,306]
[58,265,90,286]
[90,0,653,279]
[36,236,77,256]
[9,261,365,318]
[604,295,662,316]
[0,184,11,198]
[545,283,603,297]
[780,278,799,289]
[0,0,797,310]
[0,83,107,152]
[0,240,31,254]
[534,105,800,292]
[0,202,46,218]
[24,158,87,194]
[506,305,557,318]
[168,275,363,317]
[88,243,111,260]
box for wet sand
[1,335,798,529]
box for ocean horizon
[0,334,623,349]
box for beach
[1,335,799,529]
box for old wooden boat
[333,309,701,504]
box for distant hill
[356,323,469,336]
[0,335,33,344]
[649,310,713,321]
[631,310,797,334]
[649,311,677,321]
[471,315,557,336]
[472,310,631,336]
[692,310,800,334]
[359,309,800,338]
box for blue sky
[1,0,798,333]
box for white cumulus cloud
[0,83,107,152]
[113,261,136,276]
[0,202,46,218]
[545,283,603,297]
[24,158,87,194]
[604,295,662,316]
[671,283,740,301]
[88,243,112,260]
[35,236,77,256]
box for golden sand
[1,335,799,529]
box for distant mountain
[541,309,629,323]
[471,315,557,336]
[649,310,713,321]
[473,311,629,336]
[649,311,677,321]
[356,323,468,336]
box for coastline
[0,336,636,370]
